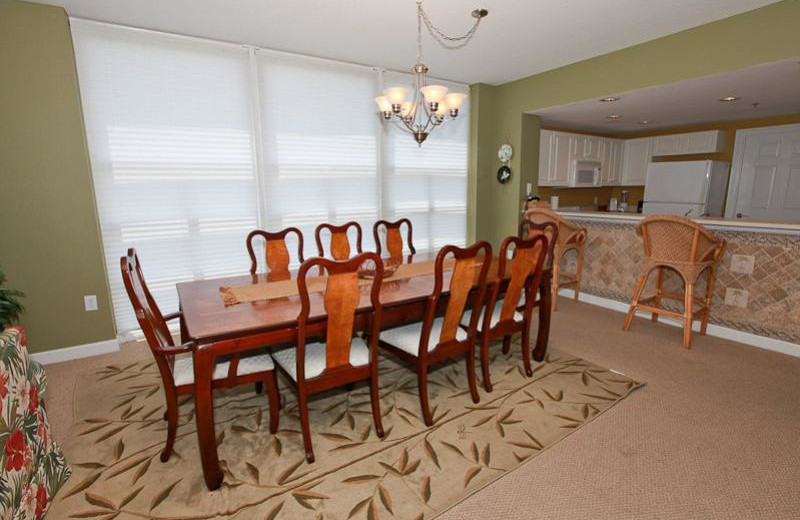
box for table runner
[219,259,455,306]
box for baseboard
[557,289,800,359]
[29,338,120,365]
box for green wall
[473,0,800,247]
[0,0,116,352]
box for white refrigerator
[642,160,730,217]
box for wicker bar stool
[623,215,726,349]
[523,207,587,311]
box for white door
[729,125,800,222]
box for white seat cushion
[462,299,524,331]
[172,352,274,387]
[381,317,468,357]
[271,337,370,381]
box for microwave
[570,160,602,187]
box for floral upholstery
[0,327,70,520]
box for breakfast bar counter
[538,210,800,345]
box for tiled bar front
[552,213,800,344]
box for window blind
[71,20,470,337]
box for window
[72,20,469,336]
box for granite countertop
[555,210,800,234]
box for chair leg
[624,271,649,331]
[466,345,480,405]
[369,372,384,437]
[160,391,178,463]
[552,264,560,312]
[480,333,493,393]
[683,283,694,349]
[297,386,315,463]
[501,335,512,355]
[651,267,665,323]
[574,249,584,302]
[417,365,433,427]
[265,372,280,434]
[522,321,533,377]
[700,269,716,335]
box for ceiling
[33,0,781,85]
[531,58,800,134]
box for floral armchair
[0,327,70,520]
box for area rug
[50,343,643,519]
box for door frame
[725,123,800,218]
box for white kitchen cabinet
[576,134,604,162]
[538,130,574,187]
[622,137,652,185]
[652,130,726,156]
[601,138,623,185]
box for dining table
[176,251,553,490]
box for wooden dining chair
[246,227,304,275]
[469,234,548,392]
[524,207,587,311]
[120,249,279,462]
[379,242,492,426]
[623,215,726,349]
[373,218,416,258]
[315,221,363,260]
[271,252,385,463]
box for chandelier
[374,1,488,145]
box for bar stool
[524,207,587,311]
[623,215,726,349]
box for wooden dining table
[176,252,553,490]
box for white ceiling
[33,0,781,85]
[531,58,800,134]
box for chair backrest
[315,221,363,260]
[373,218,416,258]
[296,252,383,380]
[490,235,548,327]
[421,242,492,352]
[637,215,725,265]
[120,249,173,353]
[246,227,305,275]
[519,219,558,267]
[524,207,585,249]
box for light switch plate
[730,254,755,274]
[724,288,748,308]
[84,295,98,312]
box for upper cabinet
[575,134,605,162]
[602,138,623,186]
[539,130,575,187]
[621,137,652,186]
[652,130,726,156]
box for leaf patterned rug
[50,342,643,519]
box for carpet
[50,342,642,519]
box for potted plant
[0,266,24,329]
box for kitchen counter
[556,210,800,235]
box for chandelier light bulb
[445,92,467,111]
[420,85,448,105]
[374,96,392,113]
[383,87,409,106]
[400,101,415,118]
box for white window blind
[72,20,470,336]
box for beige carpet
[47,342,640,519]
[43,299,800,519]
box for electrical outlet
[84,295,98,312]
[730,254,755,274]
[724,288,748,308]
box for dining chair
[379,242,492,426]
[120,248,279,462]
[468,234,548,392]
[623,215,726,349]
[524,207,587,311]
[315,221,363,260]
[271,252,385,463]
[246,227,304,275]
[373,218,416,258]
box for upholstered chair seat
[271,339,370,381]
[381,318,468,357]
[172,352,275,387]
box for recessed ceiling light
[719,96,740,102]
[600,96,620,102]
[606,115,622,120]
[638,120,652,125]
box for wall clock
[497,143,513,184]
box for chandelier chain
[417,1,483,53]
